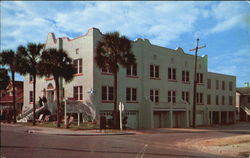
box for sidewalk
[1,123,136,136]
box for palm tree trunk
[12,71,16,123]
[55,77,61,128]
[32,74,36,126]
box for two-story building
[22,28,236,129]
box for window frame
[73,86,83,101]
[150,89,159,103]
[150,65,160,79]
[29,91,33,103]
[127,64,137,77]
[168,67,177,81]
[126,87,137,102]
[102,86,114,102]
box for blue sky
[1,1,249,87]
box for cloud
[205,1,249,34]
[208,46,250,87]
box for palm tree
[0,68,10,90]
[0,50,19,123]
[17,43,44,125]
[39,48,76,128]
[94,32,136,129]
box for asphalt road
[0,124,242,158]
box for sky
[1,1,249,87]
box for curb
[27,130,136,136]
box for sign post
[64,99,67,127]
[119,102,124,130]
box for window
[229,81,233,91]
[182,71,189,82]
[248,96,250,103]
[182,91,189,103]
[222,95,225,105]
[73,86,83,100]
[126,88,137,102]
[216,95,219,105]
[196,73,203,84]
[216,80,219,90]
[127,64,137,76]
[207,79,211,89]
[102,66,112,74]
[196,93,203,104]
[222,81,225,90]
[29,75,33,82]
[168,90,176,103]
[102,86,113,101]
[150,65,159,78]
[207,94,211,105]
[229,96,233,105]
[150,89,159,103]
[73,58,82,74]
[76,48,79,54]
[29,91,33,103]
[168,67,176,80]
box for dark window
[127,64,137,76]
[196,93,203,104]
[207,95,211,105]
[222,81,225,90]
[222,95,225,105]
[216,95,219,105]
[168,91,176,103]
[102,87,107,100]
[150,65,159,78]
[102,66,112,74]
[229,82,233,91]
[73,59,83,74]
[182,71,189,82]
[197,73,203,84]
[150,89,159,103]
[168,68,176,80]
[126,88,137,102]
[73,87,78,100]
[229,96,233,105]
[216,80,219,90]
[182,91,189,103]
[76,48,79,54]
[73,86,83,100]
[102,86,114,101]
[79,59,82,73]
[207,79,211,89]
[29,91,33,102]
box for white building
[23,28,236,129]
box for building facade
[0,81,23,120]
[22,28,236,129]
[236,87,250,121]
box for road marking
[136,144,148,158]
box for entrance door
[126,111,138,129]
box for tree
[17,43,44,125]
[39,48,76,128]
[0,68,10,90]
[94,32,136,129]
[0,50,19,123]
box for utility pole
[189,38,206,128]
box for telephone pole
[189,38,206,128]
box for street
[1,124,249,158]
